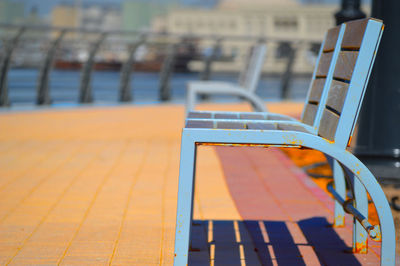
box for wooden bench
[187,24,350,231]
[185,43,267,114]
[174,18,395,266]
[185,18,377,252]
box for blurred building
[156,0,338,74]
[183,0,219,8]
[0,2,47,47]
[51,5,80,40]
[50,4,123,63]
[23,6,48,26]
[51,4,121,31]
[122,0,179,32]
[122,0,219,32]
[51,4,121,41]
[51,5,79,29]
[0,0,25,24]
[81,6,121,31]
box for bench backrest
[238,43,267,92]
[316,18,384,149]
[301,25,344,128]
[185,18,383,145]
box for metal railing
[0,24,320,107]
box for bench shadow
[189,217,361,265]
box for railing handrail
[0,23,320,107]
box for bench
[174,18,395,265]
[185,43,267,114]
[185,18,375,253]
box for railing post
[159,42,178,102]
[36,29,67,105]
[0,27,25,107]
[119,37,145,102]
[79,32,107,103]
[280,42,297,100]
[335,0,366,25]
[199,38,222,81]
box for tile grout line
[0,140,86,223]
[0,141,40,178]
[0,139,70,193]
[0,140,56,188]
[57,141,129,265]
[0,139,26,157]
[4,141,108,265]
[108,140,149,265]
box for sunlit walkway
[0,103,380,265]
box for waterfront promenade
[0,102,382,265]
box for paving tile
[0,103,384,265]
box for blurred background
[0,0,371,107]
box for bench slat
[217,121,247,129]
[308,78,326,103]
[186,120,213,128]
[326,80,349,113]
[277,124,309,133]
[341,19,369,50]
[247,122,277,130]
[215,113,239,119]
[239,113,265,120]
[187,112,212,119]
[323,26,340,52]
[267,114,293,121]
[302,103,318,125]
[334,51,359,81]
[318,109,340,141]
[316,52,333,77]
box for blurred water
[7,69,310,108]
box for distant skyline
[10,0,219,16]
[9,0,370,17]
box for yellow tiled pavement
[0,103,302,265]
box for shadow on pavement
[189,218,361,265]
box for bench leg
[352,175,368,254]
[333,160,346,227]
[332,158,368,252]
[174,135,197,265]
[339,161,395,265]
[179,129,396,264]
